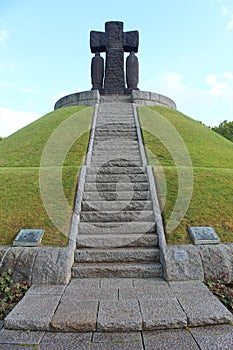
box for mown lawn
[0,106,93,246]
[139,106,233,244]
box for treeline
[212,120,233,143]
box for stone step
[83,190,150,201]
[84,182,148,191]
[89,159,142,167]
[93,139,138,143]
[92,143,139,150]
[85,174,147,183]
[90,158,142,166]
[81,200,153,212]
[78,221,156,235]
[71,262,163,278]
[75,247,160,263]
[80,210,155,223]
[95,126,136,131]
[76,233,158,248]
[91,150,140,157]
[86,167,146,175]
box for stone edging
[54,90,177,110]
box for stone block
[190,325,233,350]
[143,329,200,350]
[0,246,9,262]
[133,278,166,287]
[119,284,175,301]
[188,226,220,245]
[163,245,204,281]
[169,281,233,326]
[97,300,142,332]
[5,294,61,331]
[198,244,233,280]
[90,341,143,349]
[32,247,73,284]
[62,286,118,300]
[93,332,142,342]
[40,332,92,350]
[140,298,187,330]
[101,278,134,288]
[0,328,44,345]
[51,299,98,332]
[0,247,38,284]
[66,278,101,290]
[149,92,160,102]
[26,284,66,295]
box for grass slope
[0,106,93,246]
[139,106,233,244]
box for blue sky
[0,0,233,136]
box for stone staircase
[71,96,163,278]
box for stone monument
[90,21,139,94]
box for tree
[212,120,233,142]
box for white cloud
[20,87,37,93]
[206,72,233,96]
[0,107,39,137]
[0,29,8,46]
[140,70,233,126]
[226,14,233,29]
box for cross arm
[124,30,139,53]
[90,31,106,53]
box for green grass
[0,106,93,246]
[139,106,233,244]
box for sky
[0,0,233,137]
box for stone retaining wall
[54,90,100,109]
[54,90,177,110]
[163,243,233,281]
[0,246,73,285]
[131,90,177,109]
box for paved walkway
[1,278,233,349]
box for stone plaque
[188,226,220,245]
[174,250,188,261]
[13,229,44,247]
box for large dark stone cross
[90,21,139,94]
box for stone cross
[90,21,139,94]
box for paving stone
[26,284,66,295]
[169,281,233,326]
[100,278,134,288]
[66,278,101,289]
[51,300,98,332]
[0,328,44,344]
[133,278,166,287]
[97,300,142,332]
[190,325,233,350]
[0,345,36,350]
[4,294,61,331]
[40,332,92,350]
[93,332,142,342]
[143,329,200,350]
[119,285,175,300]
[62,286,118,300]
[140,298,187,330]
[90,341,143,350]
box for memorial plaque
[188,226,220,245]
[13,229,44,247]
[174,250,188,261]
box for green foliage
[0,106,92,246]
[206,273,233,313]
[212,120,233,143]
[0,137,3,141]
[139,106,233,244]
[0,269,29,319]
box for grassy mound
[0,106,93,246]
[139,106,233,244]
